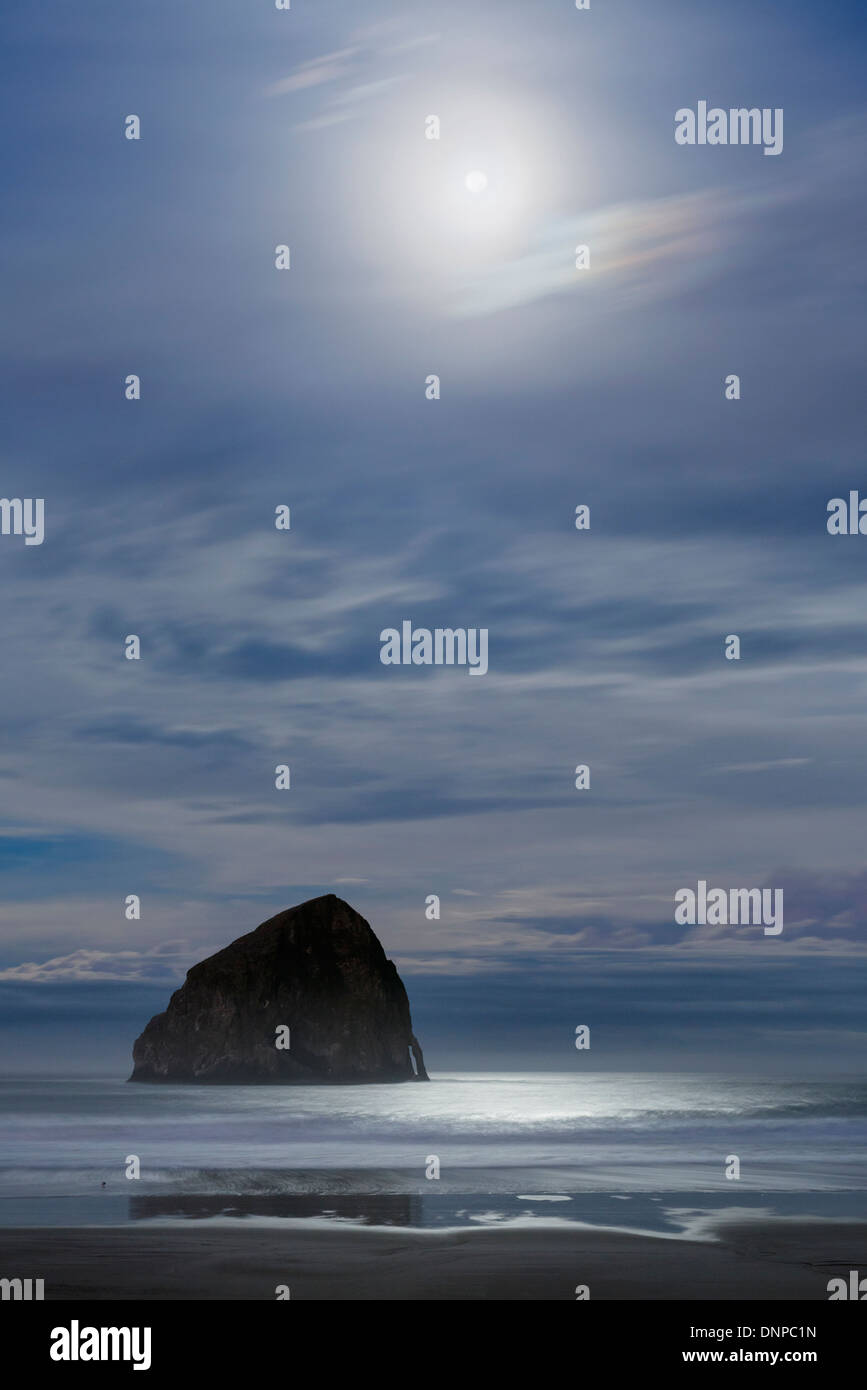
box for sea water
[1,1071,865,1233]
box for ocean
[1,1072,865,1235]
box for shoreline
[3,1218,865,1300]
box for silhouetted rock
[129,895,428,1084]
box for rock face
[129,895,428,1084]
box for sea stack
[129,894,428,1084]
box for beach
[3,1073,866,1300]
[4,1218,866,1300]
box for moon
[464,170,488,194]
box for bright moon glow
[364,93,554,287]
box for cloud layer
[1,0,866,1064]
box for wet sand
[3,1219,866,1299]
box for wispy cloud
[449,182,799,318]
[264,23,436,129]
[0,943,193,984]
[264,48,359,98]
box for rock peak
[129,896,428,1084]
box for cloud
[264,22,433,129]
[715,759,812,775]
[1,0,865,1045]
[0,943,193,984]
[264,49,359,97]
[447,179,800,319]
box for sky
[1,0,866,1073]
